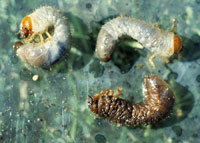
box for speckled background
[0,0,200,143]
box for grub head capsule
[88,96,98,114]
[20,16,32,38]
[173,34,182,53]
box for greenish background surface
[0,0,200,142]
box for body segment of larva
[88,75,175,126]
[14,6,71,67]
[96,17,182,68]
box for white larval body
[96,17,174,61]
[17,6,71,67]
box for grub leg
[149,52,160,69]
[171,18,177,32]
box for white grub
[15,6,71,67]
[96,17,182,69]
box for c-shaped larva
[88,75,175,126]
[96,17,182,68]
[14,6,71,67]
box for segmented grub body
[96,17,182,62]
[14,6,71,67]
[88,75,175,126]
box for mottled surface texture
[0,0,199,143]
[88,75,175,126]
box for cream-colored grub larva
[96,17,182,69]
[14,6,71,67]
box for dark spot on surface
[39,118,43,122]
[168,72,178,80]
[57,42,69,56]
[48,25,55,36]
[172,125,182,136]
[10,54,19,64]
[192,133,198,138]
[196,0,200,4]
[53,130,62,137]
[95,134,106,143]
[122,81,131,88]
[181,13,187,20]
[20,68,33,81]
[73,56,87,70]
[181,34,200,61]
[89,58,104,77]
[196,75,200,83]
[86,3,92,9]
